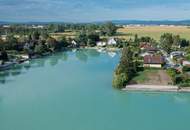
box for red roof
[144,55,164,64]
[139,42,151,49]
[140,42,157,51]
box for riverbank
[84,46,120,51]
[123,85,190,92]
[0,47,120,71]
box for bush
[112,73,128,89]
[183,66,190,72]
[179,83,190,87]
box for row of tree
[160,33,189,53]
[0,22,117,36]
[112,47,138,89]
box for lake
[0,49,190,130]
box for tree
[34,42,47,55]
[46,37,58,51]
[113,47,136,88]
[40,32,49,40]
[101,22,117,36]
[87,33,100,47]
[173,35,181,47]
[134,34,139,43]
[32,31,40,40]
[0,38,5,50]
[160,33,173,54]
[0,50,8,61]
[6,35,18,50]
[112,73,128,89]
[180,39,189,48]
[76,31,88,46]
[58,36,69,48]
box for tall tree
[101,22,117,36]
[160,33,173,54]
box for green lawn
[132,69,159,84]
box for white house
[3,25,10,28]
[71,40,77,46]
[183,61,190,67]
[170,51,185,59]
[107,38,117,46]
[96,41,106,47]
[1,35,7,41]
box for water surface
[0,49,190,130]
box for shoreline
[123,85,190,93]
[0,47,120,71]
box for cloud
[0,0,190,22]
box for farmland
[117,25,190,41]
[49,26,190,42]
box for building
[182,60,190,67]
[1,35,7,41]
[140,42,158,53]
[3,25,10,28]
[144,55,165,68]
[71,40,78,47]
[96,41,106,47]
[107,38,117,46]
[170,51,185,59]
[139,42,152,50]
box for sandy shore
[123,85,190,92]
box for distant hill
[111,20,190,25]
[1,20,190,25]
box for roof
[170,51,185,56]
[183,61,190,67]
[140,42,157,51]
[139,42,151,48]
[144,55,164,64]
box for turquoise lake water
[0,49,190,130]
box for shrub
[183,66,190,72]
[179,83,190,87]
[112,73,128,89]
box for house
[140,52,153,57]
[139,42,152,50]
[144,55,165,68]
[3,25,10,28]
[1,35,7,41]
[107,38,117,46]
[31,25,44,29]
[170,51,185,59]
[96,41,106,47]
[71,40,77,46]
[140,42,158,53]
[182,60,190,67]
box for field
[50,31,77,40]
[49,26,190,41]
[117,26,190,41]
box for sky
[0,0,190,22]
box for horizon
[1,0,190,22]
[2,19,190,24]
